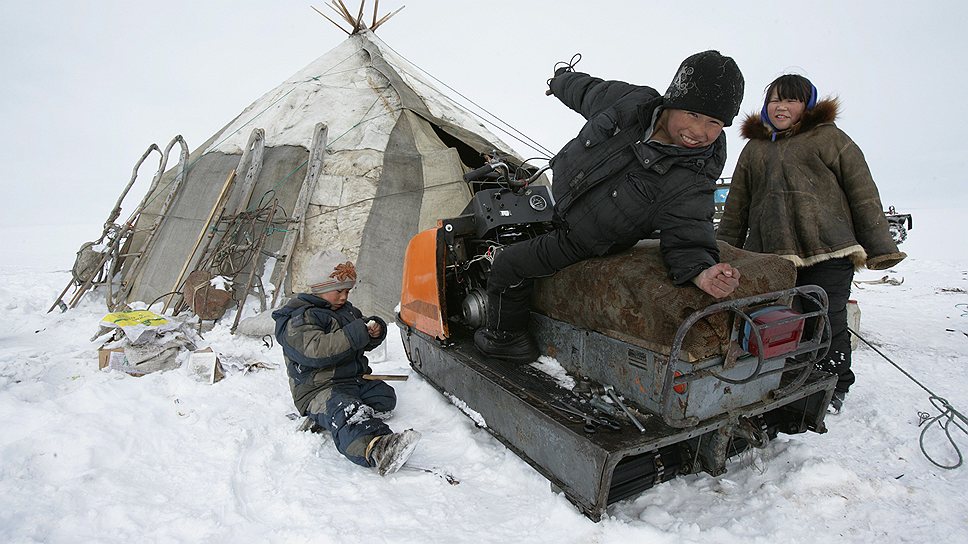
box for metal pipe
[604,385,646,433]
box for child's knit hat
[664,50,745,127]
[304,249,357,295]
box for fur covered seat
[532,240,796,360]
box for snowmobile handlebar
[524,164,551,185]
[463,162,507,182]
[463,162,551,191]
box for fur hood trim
[740,97,840,141]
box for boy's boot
[474,328,539,364]
[367,429,421,476]
[473,290,538,364]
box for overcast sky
[1,1,964,231]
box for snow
[1,216,967,543]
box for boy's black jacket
[547,71,725,284]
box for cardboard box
[187,347,225,384]
[98,346,223,381]
[97,347,147,377]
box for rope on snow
[849,326,967,469]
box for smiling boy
[476,51,746,363]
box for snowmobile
[884,205,914,245]
[397,156,838,520]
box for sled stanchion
[227,129,266,217]
[113,135,191,310]
[269,123,328,309]
[48,144,164,313]
[47,282,74,314]
[230,200,277,333]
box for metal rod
[604,385,646,433]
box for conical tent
[121,30,527,320]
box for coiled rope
[849,326,967,469]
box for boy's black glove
[547,53,582,95]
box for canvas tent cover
[123,30,525,320]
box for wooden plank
[269,123,329,308]
[228,128,265,216]
[362,374,409,381]
[162,169,237,313]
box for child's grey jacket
[272,293,387,414]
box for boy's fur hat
[303,250,357,295]
[664,50,744,127]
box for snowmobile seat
[532,240,797,361]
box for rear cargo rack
[658,285,831,426]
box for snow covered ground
[1,214,966,543]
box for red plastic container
[741,305,804,358]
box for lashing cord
[849,326,967,469]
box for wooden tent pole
[371,6,404,31]
[312,6,351,34]
[332,0,354,23]
[354,0,366,31]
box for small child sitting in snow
[272,249,420,475]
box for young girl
[717,74,906,414]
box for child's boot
[367,429,421,476]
